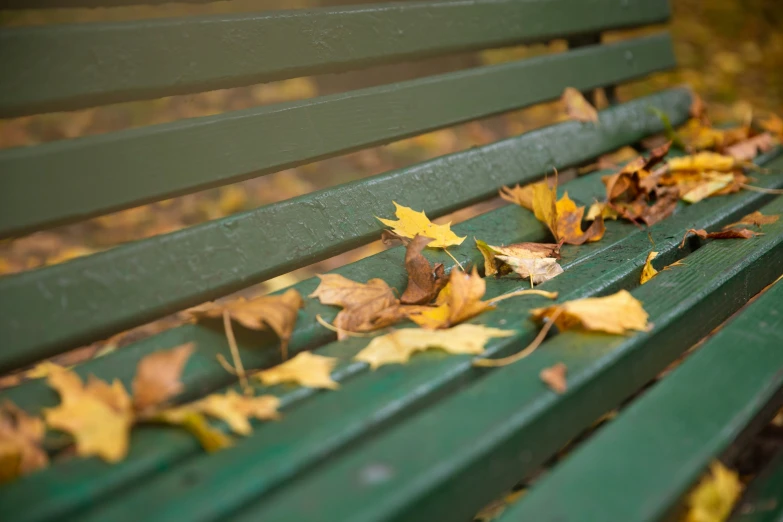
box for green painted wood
[213,196,783,522]
[41,174,783,522]
[496,281,783,522]
[0,88,690,374]
[0,35,676,239]
[731,451,783,522]
[0,0,670,116]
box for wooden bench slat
[0,0,670,117]
[730,450,783,522]
[496,280,783,522]
[0,34,675,239]
[19,159,783,522]
[0,88,689,375]
[210,196,783,522]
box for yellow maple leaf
[43,367,134,463]
[561,87,598,123]
[531,290,650,334]
[667,152,737,173]
[355,324,514,369]
[256,351,339,389]
[683,461,743,522]
[309,274,402,339]
[499,184,535,210]
[161,390,279,437]
[407,268,493,329]
[640,251,659,285]
[132,343,195,412]
[681,173,735,203]
[528,179,604,245]
[0,401,48,483]
[376,202,465,248]
[185,289,303,359]
[23,361,67,380]
[153,410,233,452]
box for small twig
[315,314,374,338]
[215,354,238,375]
[443,248,464,271]
[739,183,783,194]
[490,289,558,305]
[223,311,251,395]
[473,310,562,368]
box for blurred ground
[1,0,781,294]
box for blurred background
[1,0,781,295]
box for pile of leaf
[2,91,781,500]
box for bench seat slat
[497,280,783,522]
[0,34,675,239]
[218,196,783,522]
[0,0,670,116]
[15,157,783,522]
[730,450,783,522]
[0,88,690,374]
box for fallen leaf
[407,268,493,329]
[723,211,779,229]
[380,229,409,246]
[679,228,761,248]
[355,324,514,369]
[476,239,561,281]
[256,351,339,389]
[555,192,605,244]
[530,179,605,244]
[400,235,448,305]
[689,92,709,123]
[561,87,598,123]
[376,202,465,248]
[681,173,735,203]
[309,274,402,339]
[154,410,233,452]
[531,290,650,334]
[43,367,134,463]
[24,361,67,380]
[586,202,620,222]
[0,401,48,483]
[132,343,194,412]
[162,391,280,436]
[499,184,535,210]
[683,461,742,522]
[640,251,659,284]
[641,188,679,226]
[663,260,686,271]
[667,152,738,173]
[725,133,775,161]
[540,363,567,394]
[185,289,303,358]
[759,113,783,141]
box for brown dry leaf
[683,461,742,522]
[309,274,402,339]
[561,87,598,123]
[759,113,783,141]
[555,192,605,245]
[132,343,194,412]
[725,133,775,161]
[680,228,761,248]
[43,366,134,463]
[0,401,48,483]
[476,239,561,283]
[376,202,465,248]
[531,290,650,335]
[161,391,280,437]
[540,363,567,394]
[400,235,448,305]
[640,251,659,285]
[407,267,493,329]
[185,289,303,358]
[355,324,514,369]
[256,351,339,389]
[499,184,535,210]
[529,179,604,244]
[641,188,680,226]
[689,92,708,123]
[723,211,780,229]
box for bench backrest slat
[0,0,669,117]
[0,89,690,374]
[0,34,674,239]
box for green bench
[1,1,782,521]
